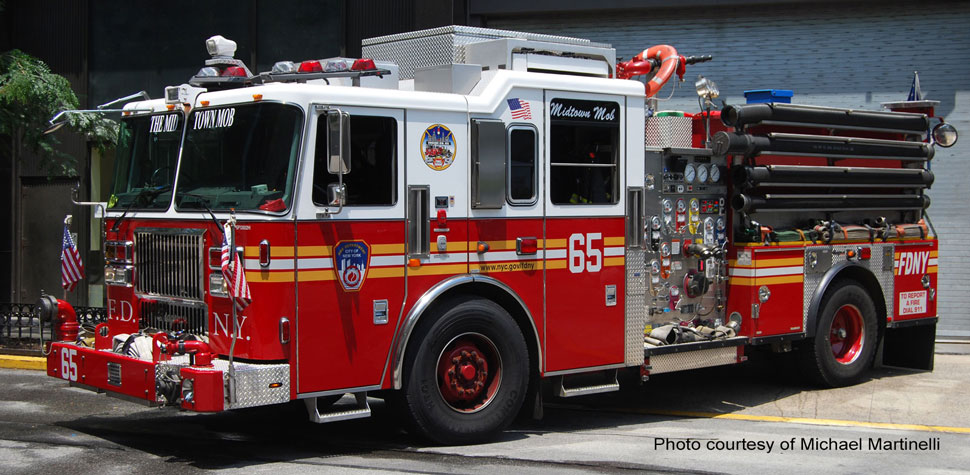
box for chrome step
[305,392,371,423]
[557,371,620,398]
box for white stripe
[545,249,567,260]
[604,246,625,257]
[928,258,938,266]
[729,266,803,278]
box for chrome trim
[391,274,543,390]
[297,384,381,399]
[133,293,208,308]
[544,362,626,377]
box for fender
[390,274,542,390]
[616,45,685,97]
[804,261,885,337]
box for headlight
[105,266,133,287]
[209,273,228,297]
[932,122,958,148]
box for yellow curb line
[0,355,46,371]
[639,408,970,435]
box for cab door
[543,92,627,373]
[295,106,406,394]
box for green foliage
[0,49,117,176]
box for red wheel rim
[829,304,865,364]
[436,333,502,413]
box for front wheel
[398,298,529,444]
[800,280,878,387]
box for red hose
[617,45,685,97]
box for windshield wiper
[178,192,226,235]
[110,185,171,232]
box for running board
[305,392,371,423]
[557,371,620,397]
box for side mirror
[327,183,346,207]
[327,110,351,174]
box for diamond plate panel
[802,243,895,331]
[363,25,608,80]
[218,361,291,409]
[648,346,737,374]
[645,116,693,149]
[625,248,648,366]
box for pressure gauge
[684,163,696,183]
[676,198,687,213]
[650,216,662,230]
[710,165,721,183]
[697,164,709,184]
[716,216,726,231]
[690,199,700,212]
[662,199,673,213]
[705,217,715,231]
[660,242,671,257]
[650,260,661,274]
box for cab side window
[508,126,537,204]
[548,99,620,205]
[313,115,397,206]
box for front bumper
[47,342,290,412]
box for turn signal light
[408,258,421,267]
[860,247,872,260]
[476,242,490,254]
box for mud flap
[879,320,935,371]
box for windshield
[175,102,303,212]
[108,112,183,209]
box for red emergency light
[351,58,376,71]
[298,60,324,73]
[221,66,248,77]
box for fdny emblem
[420,124,456,171]
[333,241,370,292]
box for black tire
[398,298,529,445]
[800,280,878,387]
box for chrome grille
[134,229,205,300]
[140,300,208,336]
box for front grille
[134,229,205,300]
[140,300,208,336]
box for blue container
[744,89,793,104]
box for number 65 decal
[568,233,603,274]
[60,348,78,381]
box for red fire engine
[41,28,958,444]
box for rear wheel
[398,298,529,444]
[801,280,878,387]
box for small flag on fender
[61,223,84,291]
[221,223,252,311]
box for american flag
[907,71,922,101]
[508,98,532,120]
[61,224,84,291]
[221,226,252,311]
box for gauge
[660,242,671,257]
[716,217,726,231]
[662,199,673,213]
[669,285,680,298]
[690,198,700,212]
[684,163,696,183]
[710,165,721,183]
[676,198,687,213]
[650,216,662,230]
[697,164,709,184]
[705,217,715,231]
[650,260,661,274]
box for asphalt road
[2,352,969,474]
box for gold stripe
[729,257,803,268]
[545,238,567,248]
[729,275,804,286]
[604,237,625,246]
[930,250,939,258]
[546,260,567,270]
[928,265,938,274]
[370,267,405,278]
[604,256,625,266]
[471,261,543,273]
[373,243,405,254]
[247,271,297,282]
[298,245,332,257]
[244,246,296,258]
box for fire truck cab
[43,27,952,444]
